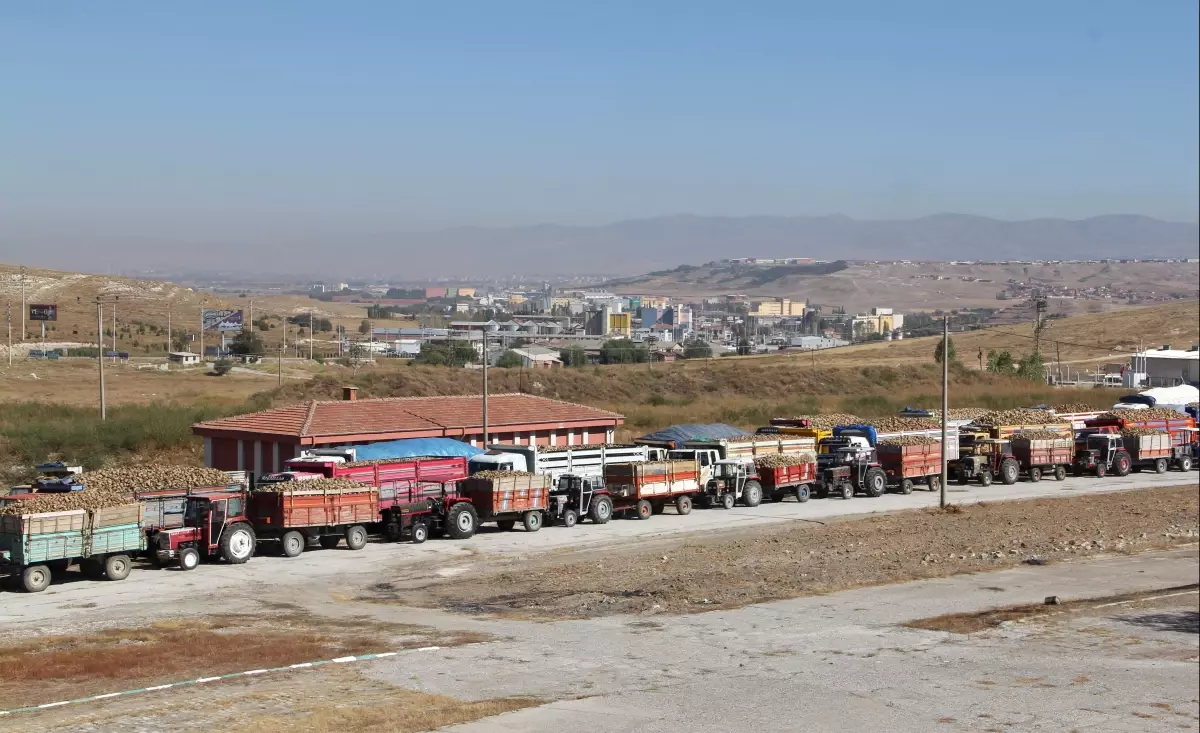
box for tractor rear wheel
[1000,459,1019,485]
[446,503,478,540]
[220,524,256,564]
[590,496,613,524]
[742,481,763,507]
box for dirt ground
[378,485,1200,620]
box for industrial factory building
[192,390,624,472]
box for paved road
[0,469,1192,622]
[391,549,1200,733]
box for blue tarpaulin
[336,438,485,461]
[636,423,749,448]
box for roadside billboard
[202,309,244,332]
[28,304,57,321]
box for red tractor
[152,491,257,570]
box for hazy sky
[1,0,1197,257]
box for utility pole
[5,300,11,366]
[308,308,314,361]
[19,265,25,341]
[98,300,106,419]
[167,309,172,355]
[940,315,949,509]
[112,298,117,358]
[481,331,489,449]
[277,343,283,387]
[199,307,205,362]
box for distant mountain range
[3,213,1196,278]
[389,213,1199,276]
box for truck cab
[1073,433,1131,477]
[468,450,530,474]
[703,460,763,509]
[153,492,256,570]
[666,448,719,483]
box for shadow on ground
[1119,610,1200,635]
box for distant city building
[751,298,806,317]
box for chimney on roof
[342,386,358,402]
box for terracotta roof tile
[194,393,623,440]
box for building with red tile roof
[192,390,624,473]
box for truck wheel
[590,496,613,524]
[864,468,886,498]
[1095,463,1106,478]
[281,530,306,558]
[979,470,993,487]
[20,565,51,593]
[411,522,429,544]
[319,535,341,549]
[1115,455,1131,476]
[220,523,256,564]
[635,500,653,520]
[899,479,914,495]
[561,509,578,528]
[719,492,736,510]
[795,484,811,503]
[1054,466,1067,481]
[345,525,368,550]
[928,475,941,493]
[446,503,478,539]
[840,482,854,500]
[742,481,763,508]
[675,495,692,515]
[1154,458,1167,474]
[1000,459,1019,485]
[1179,456,1193,472]
[496,520,516,532]
[522,511,543,532]
[1029,467,1041,483]
[178,547,200,571]
[104,554,131,581]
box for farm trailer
[548,460,703,524]
[1084,415,1196,471]
[1,504,146,592]
[664,436,816,499]
[755,460,818,502]
[876,442,943,494]
[247,486,380,556]
[1010,437,1073,482]
[457,474,553,532]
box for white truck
[468,444,666,480]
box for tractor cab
[153,491,256,570]
[950,439,1017,486]
[547,473,606,526]
[1073,433,1131,477]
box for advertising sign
[28,304,57,321]
[202,309,244,332]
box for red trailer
[248,486,379,557]
[876,442,942,494]
[281,455,469,490]
[1010,437,1073,482]
[757,461,818,502]
[1084,414,1196,471]
[457,474,552,532]
[601,460,702,520]
[1122,432,1176,473]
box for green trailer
[0,505,146,592]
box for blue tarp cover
[337,438,485,461]
[637,423,749,447]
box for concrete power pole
[481,332,489,448]
[97,300,107,420]
[19,265,26,342]
[940,315,949,509]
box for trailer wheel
[446,503,478,539]
[742,481,763,508]
[21,565,51,593]
[411,522,428,544]
[928,474,941,493]
[561,509,578,528]
[319,535,341,549]
[281,531,306,558]
[635,500,653,520]
[1000,459,1019,485]
[675,495,692,515]
[840,482,854,500]
[178,547,200,571]
[1029,467,1042,483]
[1095,463,1106,478]
[1154,458,1167,474]
[104,554,131,581]
[795,484,810,503]
[899,479,914,495]
[590,496,613,524]
[1054,466,1067,481]
[979,470,993,487]
[496,520,516,532]
[522,511,543,532]
[1179,456,1193,472]
[345,525,368,550]
[220,523,256,564]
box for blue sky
[1,0,1196,244]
